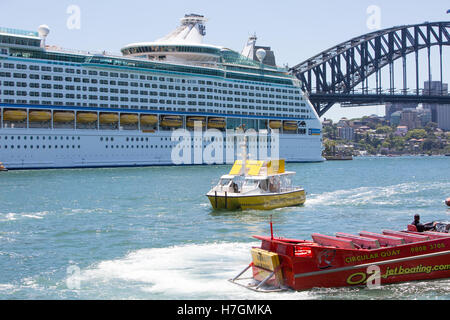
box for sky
[0,0,449,121]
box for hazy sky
[0,0,448,121]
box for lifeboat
[53,111,75,122]
[283,121,298,131]
[186,116,206,128]
[140,114,158,125]
[120,113,138,125]
[207,117,226,129]
[3,109,27,122]
[76,112,98,123]
[99,113,119,124]
[29,110,52,122]
[0,162,7,172]
[160,115,183,128]
[268,120,282,129]
[230,221,450,292]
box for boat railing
[278,186,301,193]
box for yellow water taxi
[206,159,305,210]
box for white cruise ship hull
[0,128,323,169]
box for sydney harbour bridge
[289,21,450,117]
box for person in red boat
[412,214,437,232]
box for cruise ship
[0,14,323,169]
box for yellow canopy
[229,159,285,176]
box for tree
[405,129,427,140]
[424,122,438,134]
[375,125,392,134]
[422,139,435,151]
[323,139,337,155]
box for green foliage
[324,116,448,155]
[375,125,392,134]
[405,129,427,140]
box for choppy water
[0,156,449,300]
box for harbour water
[0,156,449,300]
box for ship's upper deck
[0,15,292,85]
[119,14,287,75]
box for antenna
[239,134,248,176]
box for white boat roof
[220,174,236,179]
[244,171,296,179]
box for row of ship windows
[0,81,302,101]
[0,89,303,104]
[0,143,274,151]
[0,64,300,94]
[108,137,277,143]
[104,144,275,149]
[0,135,278,145]
[0,143,282,151]
[0,135,80,141]
[0,144,80,149]
[0,96,308,113]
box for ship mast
[239,135,248,176]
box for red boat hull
[249,231,450,291]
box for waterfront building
[436,104,450,131]
[395,126,408,136]
[385,102,418,123]
[417,108,432,127]
[423,81,449,130]
[337,118,354,141]
[390,111,402,126]
[399,109,421,130]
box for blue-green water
[0,156,449,300]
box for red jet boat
[230,222,450,291]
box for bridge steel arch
[290,21,450,117]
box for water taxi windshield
[243,178,269,191]
[218,178,232,186]
[243,179,259,188]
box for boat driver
[412,214,437,232]
[230,181,239,193]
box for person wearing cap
[412,214,436,232]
